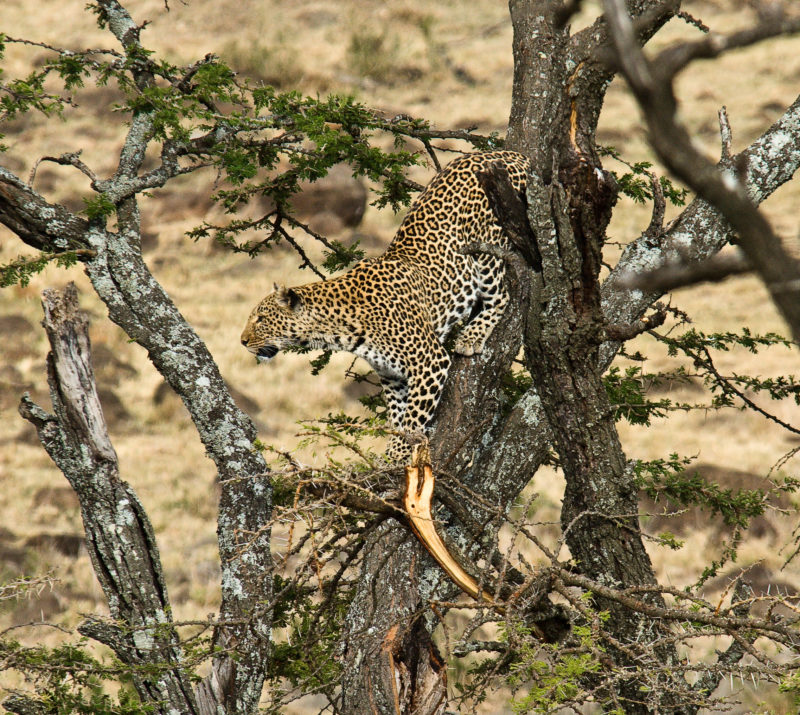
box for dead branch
[29,151,99,187]
[17,284,198,712]
[602,0,800,342]
[604,303,668,340]
[657,14,800,78]
[643,169,666,241]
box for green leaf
[82,193,116,220]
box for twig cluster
[255,431,800,714]
[601,0,800,342]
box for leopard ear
[274,285,302,311]
[287,288,302,310]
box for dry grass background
[0,0,799,712]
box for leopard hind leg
[453,257,508,356]
[384,336,450,463]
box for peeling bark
[340,522,447,715]
[18,284,199,713]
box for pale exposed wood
[19,284,199,713]
[404,462,499,609]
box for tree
[1,1,799,714]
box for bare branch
[602,0,800,342]
[644,170,666,240]
[604,303,667,341]
[621,251,752,292]
[657,14,800,79]
[29,151,99,187]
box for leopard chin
[256,345,279,362]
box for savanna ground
[0,0,799,711]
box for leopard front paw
[453,334,483,357]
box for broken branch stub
[404,459,497,608]
[403,445,547,643]
[474,161,542,271]
[40,283,116,463]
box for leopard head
[241,283,311,363]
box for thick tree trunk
[335,3,800,712]
[340,523,447,714]
[523,165,678,713]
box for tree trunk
[18,284,199,713]
[523,163,678,713]
[0,175,273,714]
[340,522,447,715]
[335,3,800,712]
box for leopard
[240,150,530,459]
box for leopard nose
[241,338,248,346]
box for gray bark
[602,0,800,342]
[17,284,199,713]
[340,522,447,715]
[522,162,679,713]
[0,157,272,715]
[0,2,275,706]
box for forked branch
[16,284,199,713]
[602,0,800,341]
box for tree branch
[602,0,800,342]
[657,15,800,78]
[620,252,752,293]
[601,90,800,364]
[18,284,198,713]
[604,303,667,340]
[29,151,99,186]
[0,3,276,704]
[0,168,91,254]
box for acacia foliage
[0,20,497,286]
